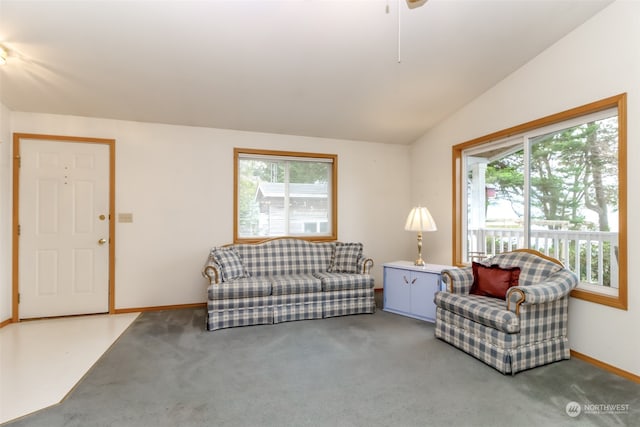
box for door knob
[98,238,107,245]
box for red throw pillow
[470,262,521,300]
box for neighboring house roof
[256,182,327,199]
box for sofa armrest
[358,256,374,274]
[507,269,579,313]
[441,267,473,294]
[202,254,222,285]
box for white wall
[0,102,12,322]
[4,113,412,314]
[411,0,640,376]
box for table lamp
[405,206,437,266]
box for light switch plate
[118,213,133,223]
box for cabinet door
[410,272,440,321]
[384,267,411,312]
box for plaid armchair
[434,249,579,375]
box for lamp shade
[404,206,437,232]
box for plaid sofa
[434,250,579,375]
[202,238,375,331]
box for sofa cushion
[470,262,521,300]
[434,292,520,334]
[211,247,249,281]
[233,239,335,277]
[208,277,271,300]
[328,242,363,273]
[314,272,374,291]
[436,307,520,350]
[270,274,322,296]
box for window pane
[465,142,525,262]
[528,116,618,288]
[236,150,335,240]
[288,161,330,236]
[238,158,281,238]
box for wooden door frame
[12,133,116,322]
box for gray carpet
[6,308,640,427]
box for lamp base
[414,231,425,266]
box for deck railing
[468,228,618,288]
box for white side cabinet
[383,261,453,322]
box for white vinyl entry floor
[0,312,139,424]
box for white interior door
[19,139,110,319]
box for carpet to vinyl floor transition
[0,312,139,425]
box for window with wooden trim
[234,148,337,242]
[452,94,627,309]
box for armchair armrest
[358,256,374,274]
[441,267,473,294]
[202,254,222,285]
[507,269,579,313]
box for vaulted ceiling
[0,0,612,144]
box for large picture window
[453,94,627,309]
[234,148,337,242]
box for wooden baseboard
[113,302,206,314]
[571,350,640,384]
[0,303,206,327]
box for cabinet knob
[403,276,409,284]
